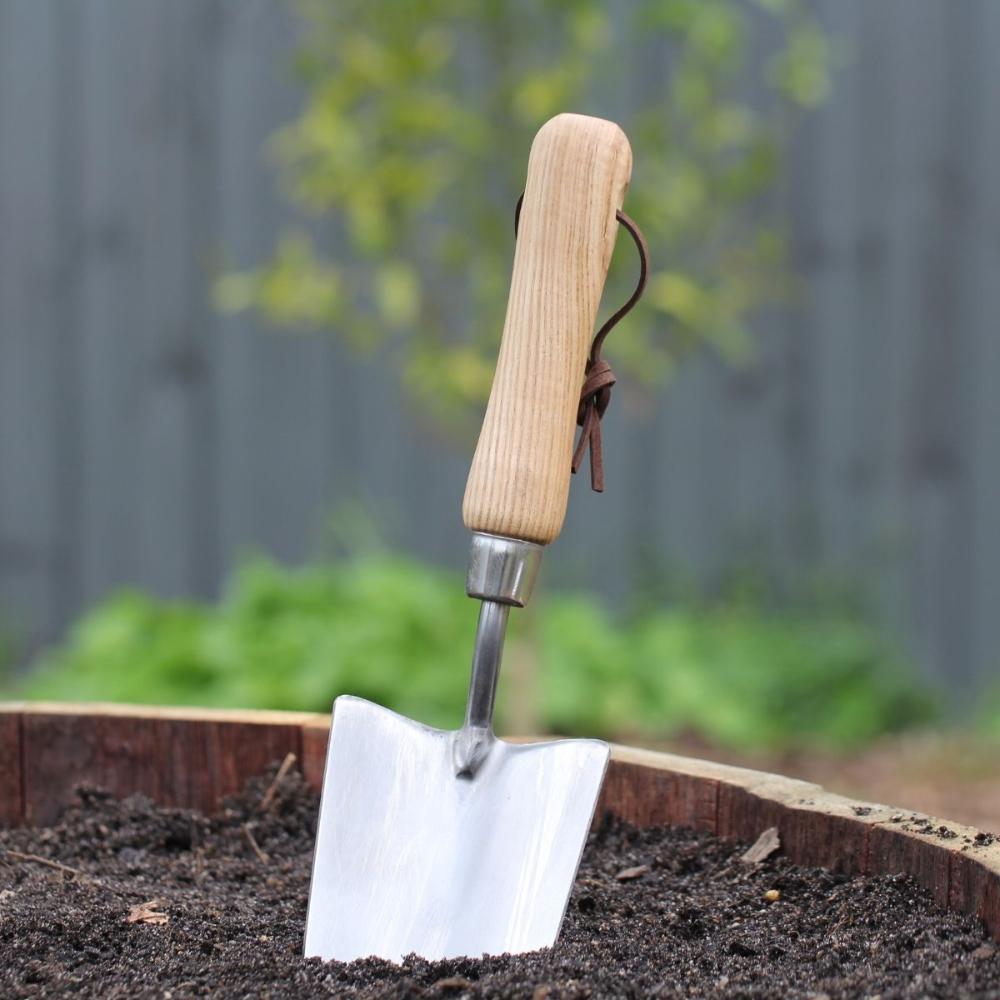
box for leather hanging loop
[513,195,649,492]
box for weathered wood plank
[718,784,873,877]
[599,747,718,832]
[0,708,22,827]
[301,717,331,793]
[16,704,307,825]
[609,743,1000,936]
[866,819,952,908]
[951,846,1000,943]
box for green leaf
[375,261,421,327]
[216,0,836,436]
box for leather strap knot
[572,358,616,491]
[513,196,648,494]
[577,357,616,423]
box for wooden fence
[1,0,998,695]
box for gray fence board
[48,2,85,631]
[850,0,896,623]
[967,0,1000,693]
[77,1,145,607]
[0,1,59,640]
[892,0,967,685]
[214,0,360,575]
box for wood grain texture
[606,745,1000,938]
[2,704,1000,941]
[301,717,331,792]
[462,113,632,545]
[10,703,311,825]
[0,707,22,827]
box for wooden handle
[462,113,633,546]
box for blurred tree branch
[215,0,832,433]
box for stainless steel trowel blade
[304,695,609,963]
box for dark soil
[2,766,1000,999]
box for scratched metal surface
[304,695,609,963]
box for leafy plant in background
[11,553,934,752]
[216,0,832,430]
[974,687,1000,743]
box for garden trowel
[304,112,633,964]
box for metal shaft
[464,601,510,730]
[453,533,542,777]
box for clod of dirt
[2,766,1000,999]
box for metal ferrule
[453,533,543,777]
[465,532,542,607]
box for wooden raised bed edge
[2,701,999,941]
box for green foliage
[540,596,936,749]
[17,558,475,727]
[12,554,933,752]
[216,0,832,431]
[973,686,1000,742]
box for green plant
[16,557,475,727]
[974,686,1000,742]
[216,0,832,431]
[12,553,933,752]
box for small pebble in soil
[2,766,1000,999]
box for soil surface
[2,765,1000,999]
